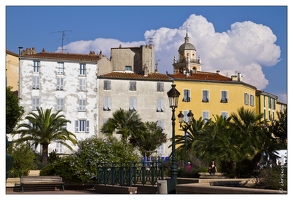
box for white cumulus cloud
[61,14,281,91]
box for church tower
[173,32,202,74]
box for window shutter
[86,120,89,132]
[75,120,79,132]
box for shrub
[256,166,287,191]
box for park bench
[20,175,64,192]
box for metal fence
[96,160,166,187]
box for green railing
[96,160,165,187]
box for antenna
[51,30,72,52]
[148,37,156,45]
[155,59,160,71]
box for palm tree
[13,107,77,166]
[135,121,167,158]
[229,106,264,162]
[174,117,207,162]
[101,108,146,144]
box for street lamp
[167,84,180,193]
[178,110,194,167]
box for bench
[20,176,64,192]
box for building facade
[6,50,19,91]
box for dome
[178,32,196,52]
[179,42,196,52]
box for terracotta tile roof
[6,49,19,57]
[20,52,100,62]
[99,72,171,80]
[168,71,232,82]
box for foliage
[135,121,167,157]
[13,107,77,166]
[175,106,286,178]
[6,86,24,134]
[7,143,37,178]
[256,166,287,190]
[101,108,146,142]
[40,155,80,182]
[41,136,140,182]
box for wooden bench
[20,176,64,192]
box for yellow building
[6,50,19,91]
[168,33,265,136]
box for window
[79,63,86,75]
[79,99,86,111]
[104,80,111,90]
[221,112,228,119]
[79,79,86,91]
[202,90,209,102]
[32,76,40,89]
[55,142,63,153]
[33,61,40,73]
[156,99,164,112]
[263,96,266,107]
[32,97,39,110]
[129,97,137,111]
[125,66,131,71]
[156,145,164,156]
[157,120,164,129]
[75,120,89,133]
[103,97,111,111]
[263,108,266,120]
[157,82,164,92]
[244,93,249,105]
[268,110,271,121]
[57,62,64,74]
[182,89,190,102]
[57,98,64,111]
[202,111,210,123]
[268,97,272,108]
[129,81,136,91]
[250,95,254,106]
[57,77,64,90]
[221,91,228,103]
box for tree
[101,108,146,143]
[13,107,77,166]
[135,121,167,158]
[6,86,24,134]
[174,117,207,162]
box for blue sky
[4,2,289,104]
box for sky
[4,3,289,104]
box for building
[97,72,173,157]
[15,47,100,154]
[6,49,19,91]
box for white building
[13,45,174,158]
[15,48,100,154]
[97,72,173,157]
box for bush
[256,166,287,191]
[7,143,37,178]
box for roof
[168,71,232,82]
[168,72,257,89]
[6,49,19,57]
[20,51,101,62]
[179,42,196,52]
[99,72,172,81]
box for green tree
[7,143,36,177]
[12,107,77,166]
[174,117,207,162]
[6,86,24,134]
[101,108,146,143]
[135,121,167,158]
[229,106,265,162]
[51,136,139,182]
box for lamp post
[178,110,194,168]
[167,84,180,193]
